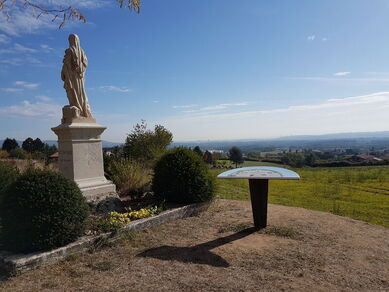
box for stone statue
[61,34,92,119]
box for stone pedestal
[52,118,116,201]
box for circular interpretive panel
[217,166,300,180]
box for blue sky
[1,0,389,142]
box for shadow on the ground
[137,227,256,267]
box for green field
[213,163,389,227]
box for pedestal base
[77,177,117,201]
[52,119,117,202]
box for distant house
[49,152,59,162]
[208,150,224,154]
[348,154,382,162]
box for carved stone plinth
[51,119,116,201]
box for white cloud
[173,104,198,109]
[290,76,389,84]
[200,105,228,111]
[183,102,248,112]
[0,58,19,65]
[51,0,108,8]
[0,56,41,66]
[153,100,160,103]
[40,44,53,52]
[0,43,37,54]
[0,8,57,36]
[174,102,247,112]
[13,43,37,53]
[307,35,316,41]
[15,81,39,89]
[35,95,52,102]
[333,72,351,77]
[322,37,328,42]
[220,102,248,107]
[0,34,10,44]
[1,88,24,92]
[162,92,389,141]
[0,100,61,119]
[100,85,132,93]
[1,81,39,92]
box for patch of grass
[40,282,58,290]
[218,223,252,233]
[61,263,86,278]
[64,253,82,263]
[89,236,114,253]
[262,226,300,239]
[213,165,389,227]
[87,260,114,272]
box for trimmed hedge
[152,147,215,204]
[0,162,19,200]
[0,168,89,253]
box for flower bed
[86,206,163,234]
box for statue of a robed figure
[61,34,93,122]
[52,34,116,202]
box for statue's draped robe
[61,42,92,118]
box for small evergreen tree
[193,146,203,157]
[2,138,19,152]
[32,138,45,153]
[22,137,34,153]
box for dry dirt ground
[1,199,388,292]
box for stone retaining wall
[0,202,210,277]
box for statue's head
[68,34,80,48]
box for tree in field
[281,153,304,168]
[123,120,173,165]
[193,146,203,157]
[203,150,214,165]
[304,153,317,166]
[228,146,244,168]
[0,0,141,28]
[2,138,19,152]
[22,137,34,153]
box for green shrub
[30,151,47,160]
[107,158,151,197]
[152,147,215,204]
[9,148,29,159]
[0,168,89,253]
[0,149,9,158]
[0,162,19,199]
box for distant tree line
[1,137,57,160]
[260,150,389,168]
[190,145,244,168]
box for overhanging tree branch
[0,0,141,29]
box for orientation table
[217,166,300,230]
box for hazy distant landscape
[172,131,389,152]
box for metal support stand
[249,179,269,230]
